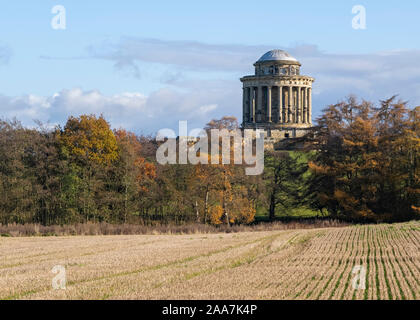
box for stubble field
[0,221,419,300]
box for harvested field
[0,221,419,300]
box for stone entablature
[240,76,314,88]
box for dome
[257,50,298,62]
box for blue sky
[0,0,419,134]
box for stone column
[284,87,288,123]
[304,87,308,123]
[250,87,255,123]
[242,87,246,123]
[302,87,306,123]
[288,86,293,123]
[302,87,305,124]
[257,86,263,122]
[267,86,272,122]
[308,87,312,124]
[301,87,306,123]
[297,86,301,123]
[278,86,283,123]
[247,87,250,122]
[248,87,252,122]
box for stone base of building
[242,122,312,150]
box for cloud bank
[4,38,420,134]
[0,86,236,134]
[85,38,420,109]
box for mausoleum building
[240,50,314,147]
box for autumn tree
[189,116,256,225]
[406,106,420,215]
[57,114,118,222]
[0,120,73,225]
[0,119,37,223]
[112,129,156,222]
[307,96,420,222]
[373,97,420,219]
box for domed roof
[257,50,298,62]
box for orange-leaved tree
[189,116,255,225]
[114,129,156,222]
[307,96,420,222]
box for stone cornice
[240,75,314,87]
[243,123,313,129]
[254,60,301,67]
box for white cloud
[199,104,218,114]
[0,87,232,134]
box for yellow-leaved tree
[58,115,118,166]
[57,114,118,222]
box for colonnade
[243,85,312,124]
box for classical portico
[240,50,314,143]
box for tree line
[304,96,419,222]
[0,96,418,225]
